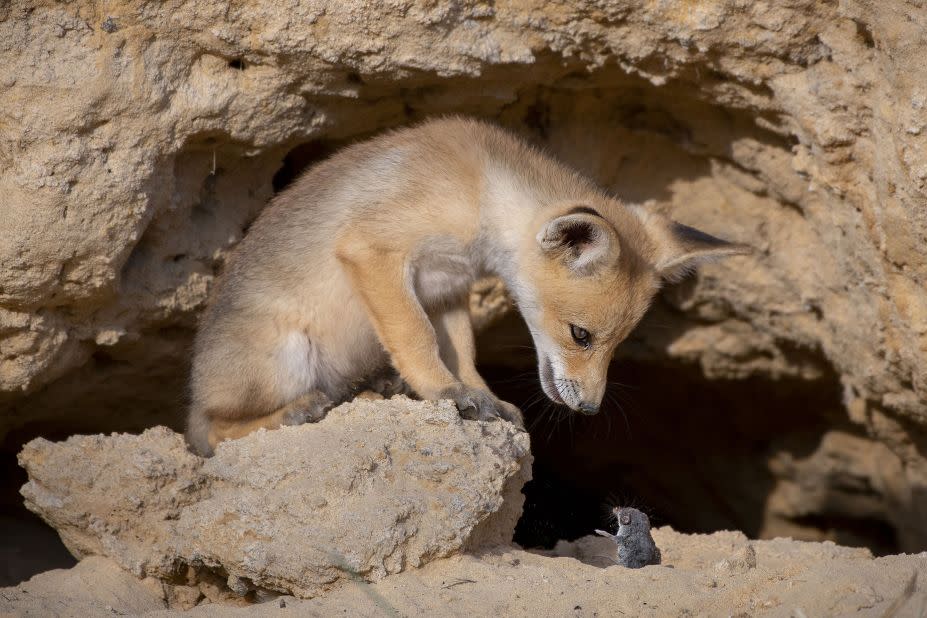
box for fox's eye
[570,324,590,348]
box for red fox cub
[187,117,749,455]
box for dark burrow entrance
[475,311,901,557]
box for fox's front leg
[336,237,515,423]
[432,305,523,427]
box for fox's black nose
[578,402,599,415]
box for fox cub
[187,117,749,455]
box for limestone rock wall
[2,1,926,548]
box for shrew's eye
[570,324,591,348]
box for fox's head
[515,202,750,415]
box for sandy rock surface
[5,530,925,617]
[0,556,168,617]
[201,530,927,617]
[17,397,531,599]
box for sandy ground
[5,528,926,617]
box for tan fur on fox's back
[187,117,749,455]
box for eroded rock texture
[2,1,926,549]
[17,397,531,599]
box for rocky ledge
[15,397,531,602]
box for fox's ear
[537,212,618,275]
[635,209,752,281]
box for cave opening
[476,310,900,556]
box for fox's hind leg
[187,320,344,456]
[206,391,332,451]
[188,390,333,456]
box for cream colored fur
[187,117,749,455]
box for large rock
[17,397,531,599]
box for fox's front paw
[439,384,524,427]
[495,399,525,429]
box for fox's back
[223,118,496,279]
[195,118,516,354]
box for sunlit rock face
[2,0,926,551]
